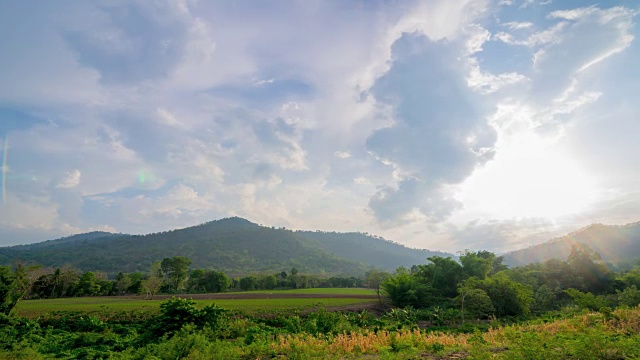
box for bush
[151,297,227,337]
[617,286,640,307]
[564,288,611,311]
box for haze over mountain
[503,222,640,267]
[0,217,454,276]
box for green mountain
[502,222,640,267]
[296,231,453,270]
[0,217,454,276]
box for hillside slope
[296,231,455,270]
[503,222,640,267]
[0,217,453,276]
[0,218,366,275]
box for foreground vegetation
[2,296,640,359]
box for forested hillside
[296,231,454,270]
[0,217,454,276]
[503,222,640,267]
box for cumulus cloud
[62,1,193,84]
[0,0,638,253]
[366,34,496,223]
[57,169,81,189]
[334,151,351,159]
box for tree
[290,267,299,276]
[142,262,163,299]
[1,263,50,314]
[567,243,612,294]
[617,285,640,307]
[382,268,433,308]
[414,256,463,298]
[366,269,390,303]
[459,250,506,280]
[187,269,206,293]
[239,276,258,291]
[201,270,230,293]
[456,286,495,322]
[114,272,132,295]
[0,266,19,315]
[564,288,610,311]
[161,256,192,292]
[476,273,534,317]
[75,272,101,296]
[261,275,277,290]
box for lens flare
[138,171,146,184]
[1,136,7,204]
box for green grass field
[15,289,378,319]
[224,288,376,295]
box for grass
[15,295,377,319]
[224,288,376,295]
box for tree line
[381,244,640,321]
[0,256,367,314]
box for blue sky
[0,0,638,253]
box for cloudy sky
[1,0,638,253]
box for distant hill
[296,231,454,270]
[0,217,454,276]
[502,222,640,267]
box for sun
[457,124,599,220]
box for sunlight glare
[457,124,599,219]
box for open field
[15,288,380,319]
[223,288,377,295]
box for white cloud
[334,151,351,159]
[57,169,81,189]
[0,1,638,255]
[156,108,185,129]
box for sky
[0,0,639,253]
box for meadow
[14,288,379,319]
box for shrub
[151,297,227,337]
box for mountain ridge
[502,221,640,267]
[0,217,455,276]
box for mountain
[0,217,454,276]
[502,222,640,267]
[296,231,454,270]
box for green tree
[564,288,611,311]
[567,243,612,294]
[459,250,506,280]
[533,284,557,311]
[141,262,163,299]
[0,266,20,315]
[366,269,390,303]
[414,256,463,298]
[476,273,534,317]
[74,272,101,296]
[114,272,132,295]
[239,276,258,291]
[187,269,206,293]
[382,268,433,308]
[617,285,640,307]
[161,256,192,292]
[456,285,495,321]
[201,270,230,293]
[261,275,278,290]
